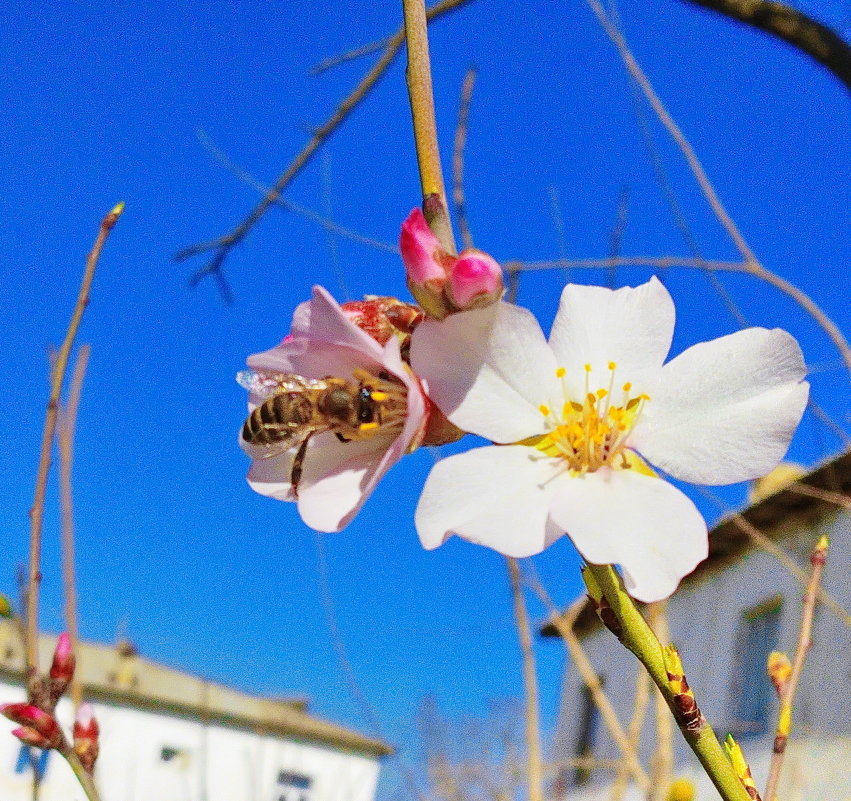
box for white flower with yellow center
[410,277,809,602]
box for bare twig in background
[697,486,851,626]
[452,67,477,250]
[506,559,543,801]
[787,481,851,511]
[582,0,851,376]
[509,255,747,273]
[528,581,651,791]
[681,0,851,92]
[608,662,651,801]
[58,344,91,711]
[26,203,123,693]
[176,0,471,295]
[606,186,630,288]
[548,186,570,285]
[646,601,674,801]
[311,36,389,75]
[764,536,829,800]
[196,129,399,255]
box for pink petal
[399,208,449,285]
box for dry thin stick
[402,0,456,253]
[609,663,651,801]
[175,0,470,286]
[764,537,829,800]
[196,129,399,255]
[681,0,851,92]
[786,481,851,510]
[506,558,543,801]
[529,583,652,790]
[311,36,389,75]
[583,0,851,376]
[452,67,477,250]
[510,256,748,272]
[697,486,851,626]
[647,602,674,801]
[26,203,124,691]
[58,344,90,711]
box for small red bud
[73,703,100,773]
[2,703,63,749]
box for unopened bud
[1,703,63,749]
[73,703,100,773]
[400,208,504,318]
[725,735,761,800]
[48,633,76,701]
[340,297,423,346]
[811,534,829,566]
[446,251,504,310]
[767,651,791,696]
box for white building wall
[0,692,380,801]
[552,510,851,800]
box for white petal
[247,450,297,502]
[547,468,708,603]
[415,446,563,557]
[299,286,385,357]
[296,432,393,532]
[411,303,558,442]
[548,277,674,398]
[632,328,809,484]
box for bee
[237,367,408,492]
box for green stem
[586,564,752,801]
[65,752,102,801]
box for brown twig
[582,0,851,377]
[696,486,851,626]
[609,662,651,800]
[606,186,630,288]
[681,0,851,92]
[506,559,543,801]
[647,602,674,801]
[26,203,123,692]
[509,255,748,272]
[311,36,389,75]
[175,0,471,292]
[786,481,851,511]
[528,581,652,790]
[452,67,477,250]
[403,0,456,253]
[58,344,90,711]
[764,536,829,800]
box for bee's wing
[236,370,326,401]
[239,428,313,461]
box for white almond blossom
[410,277,809,602]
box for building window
[731,595,783,737]
[14,745,50,779]
[275,770,313,801]
[572,680,602,786]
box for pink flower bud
[73,704,100,773]
[400,209,454,318]
[1,703,63,749]
[12,726,55,749]
[446,250,504,309]
[48,633,75,703]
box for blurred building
[0,626,391,801]
[544,450,851,801]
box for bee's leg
[290,433,313,498]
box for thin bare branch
[528,581,652,791]
[508,256,748,272]
[506,559,543,801]
[583,0,851,376]
[609,662,651,801]
[764,536,829,799]
[176,0,471,290]
[26,203,123,691]
[786,481,851,510]
[681,0,851,92]
[311,37,389,76]
[58,344,90,711]
[452,67,477,250]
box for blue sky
[0,1,849,797]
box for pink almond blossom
[240,286,428,532]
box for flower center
[529,362,649,474]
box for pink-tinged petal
[296,432,396,532]
[297,286,386,357]
[411,303,558,442]
[400,208,449,285]
[246,450,297,502]
[547,468,708,602]
[548,277,674,398]
[416,446,562,557]
[446,250,504,309]
[632,328,809,484]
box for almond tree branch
[582,0,851,377]
[681,0,851,92]
[58,344,90,711]
[647,601,674,801]
[528,580,652,791]
[26,203,123,692]
[609,662,651,800]
[764,536,829,800]
[402,0,456,253]
[506,558,543,801]
[175,0,471,292]
[452,67,477,250]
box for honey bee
[237,368,408,492]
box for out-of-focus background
[0,1,848,798]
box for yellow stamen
[556,367,566,377]
[539,404,550,416]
